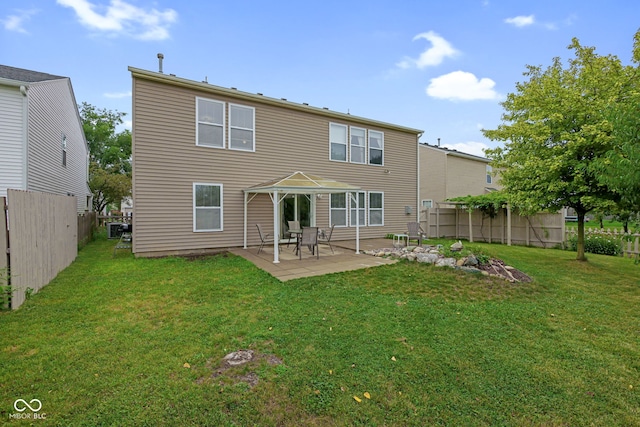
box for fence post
[506,203,512,246]
[468,209,473,243]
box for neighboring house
[419,143,501,213]
[129,66,423,257]
[0,64,91,212]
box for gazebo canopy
[245,171,361,194]
[243,171,362,263]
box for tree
[79,102,132,213]
[483,36,635,261]
[593,32,640,212]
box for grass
[1,234,639,426]
[565,219,625,230]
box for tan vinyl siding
[419,145,447,205]
[446,156,489,198]
[132,75,420,256]
[27,79,91,212]
[0,85,26,196]
[419,144,499,209]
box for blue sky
[2,0,639,156]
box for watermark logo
[9,399,46,420]
[14,399,42,412]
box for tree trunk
[576,210,587,261]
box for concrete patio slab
[229,238,398,281]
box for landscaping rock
[464,254,479,266]
[436,257,457,268]
[416,253,439,264]
[450,241,464,251]
[365,242,532,282]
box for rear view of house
[0,65,91,212]
[129,65,423,257]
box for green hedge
[567,234,622,256]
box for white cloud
[426,71,501,101]
[1,9,39,34]
[56,0,177,40]
[397,31,459,69]
[442,141,489,158]
[504,15,535,27]
[104,90,132,98]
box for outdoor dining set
[256,222,334,259]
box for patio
[229,238,398,281]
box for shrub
[567,234,622,256]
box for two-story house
[0,65,91,212]
[419,143,500,213]
[129,66,423,258]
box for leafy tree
[594,32,640,212]
[80,102,132,213]
[483,36,635,261]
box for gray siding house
[0,65,91,212]
[129,66,424,257]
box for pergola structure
[243,171,362,263]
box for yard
[1,234,639,426]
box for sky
[1,0,639,157]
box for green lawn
[1,235,639,426]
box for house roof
[419,143,490,163]
[129,66,424,135]
[0,65,67,83]
[245,171,361,194]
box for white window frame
[329,193,348,227]
[329,123,348,162]
[193,183,223,232]
[228,103,255,152]
[486,165,493,184]
[368,130,384,166]
[368,191,384,226]
[196,97,225,148]
[62,133,67,167]
[350,191,366,227]
[349,126,366,164]
[421,199,433,209]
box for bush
[567,234,622,256]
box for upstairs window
[196,98,224,148]
[330,123,347,162]
[369,130,384,165]
[350,127,366,164]
[62,134,67,167]
[193,183,223,232]
[229,104,255,151]
[486,165,493,184]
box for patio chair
[287,220,300,248]
[318,224,335,253]
[256,224,276,254]
[299,226,319,260]
[407,222,427,246]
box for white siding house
[0,65,91,212]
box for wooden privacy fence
[566,227,640,260]
[78,211,97,247]
[422,207,564,248]
[1,190,80,309]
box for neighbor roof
[0,65,67,83]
